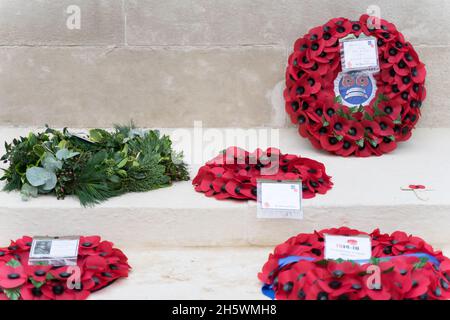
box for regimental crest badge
[334,71,377,108]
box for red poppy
[0,264,27,289]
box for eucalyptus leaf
[41,171,57,191]
[21,183,38,201]
[26,167,51,187]
[56,148,80,161]
[42,153,62,172]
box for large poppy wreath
[0,236,130,300]
[259,227,450,300]
[285,15,426,156]
[193,147,332,200]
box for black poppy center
[329,137,338,145]
[7,273,20,280]
[334,123,343,131]
[34,270,46,277]
[82,242,92,247]
[59,272,71,278]
[32,287,43,297]
[384,106,393,114]
[53,285,64,295]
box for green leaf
[42,153,62,172]
[20,183,38,201]
[323,120,329,127]
[413,257,429,270]
[46,272,55,280]
[335,135,344,141]
[4,288,21,300]
[26,167,51,187]
[369,139,378,147]
[364,112,374,121]
[382,266,395,274]
[6,258,21,267]
[387,135,395,141]
[356,138,365,148]
[117,158,128,169]
[32,145,46,157]
[334,96,343,104]
[56,148,80,161]
[315,259,329,266]
[29,277,45,288]
[41,171,57,191]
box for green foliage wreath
[0,124,189,206]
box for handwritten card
[340,37,379,73]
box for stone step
[1,127,449,248]
[91,245,450,300]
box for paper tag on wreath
[256,179,303,220]
[339,35,380,73]
[324,234,372,260]
[29,236,80,266]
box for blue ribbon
[261,253,440,300]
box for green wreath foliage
[0,124,189,206]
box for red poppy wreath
[0,236,130,300]
[259,227,450,300]
[193,147,332,200]
[285,15,426,156]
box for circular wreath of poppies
[193,147,332,200]
[259,227,450,300]
[0,236,130,300]
[285,15,426,157]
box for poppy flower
[20,283,51,300]
[0,264,27,289]
[41,281,90,300]
[24,264,52,282]
[78,236,101,254]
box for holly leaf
[4,288,21,300]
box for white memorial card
[340,36,379,73]
[324,234,372,260]
[257,180,303,220]
[29,236,80,266]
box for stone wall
[0,0,447,127]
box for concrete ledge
[1,127,449,247]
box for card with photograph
[29,236,80,266]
